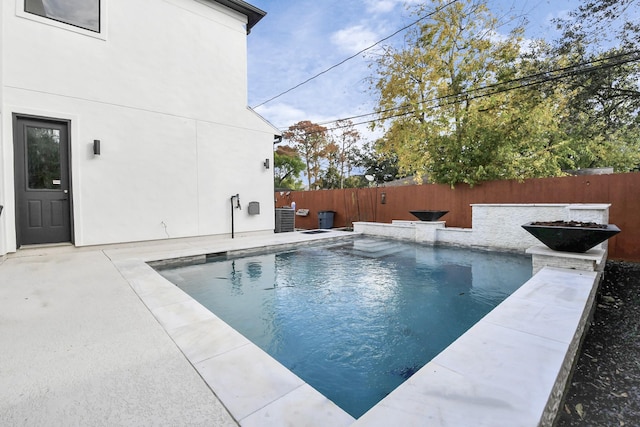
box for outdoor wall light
[263,158,270,169]
[381,192,387,204]
[93,139,101,155]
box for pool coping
[111,231,601,426]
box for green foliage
[552,0,640,172]
[371,0,572,186]
[274,145,305,190]
[555,0,639,53]
[317,165,341,189]
[343,175,367,188]
[354,141,401,185]
[369,0,640,186]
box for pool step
[352,239,400,258]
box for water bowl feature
[522,220,621,253]
[409,210,449,221]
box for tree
[552,1,640,172]
[354,140,401,185]
[274,145,305,190]
[343,175,367,188]
[559,49,640,171]
[282,121,329,189]
[370,0,570,186]
[316,140,340,189]
[317,164,341,189]
[555,0,639,53]
[330,120,361,189]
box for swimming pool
[159,237,531,418]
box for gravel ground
[555,261,640,426]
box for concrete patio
[0,242,237,425]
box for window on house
[25,0,100,33]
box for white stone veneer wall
[355,204,612,253]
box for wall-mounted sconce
[381,192,387,204]
[263,158,270,169]
[93,139,101,155]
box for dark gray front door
[14,116,72,246]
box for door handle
[64,190,69,194]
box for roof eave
[212,0,266,33]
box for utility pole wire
[279,50,640,136]
[251,0,461,109]
[281,50,640,134]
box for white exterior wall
[0,0,277,254]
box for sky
[246,0,584,141]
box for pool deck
[0,231,601,426]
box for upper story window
[25,0,100,33]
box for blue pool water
[159,237,531,418]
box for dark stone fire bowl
[522,222,621,253]
[409,210,449,221]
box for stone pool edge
[110,231,357,427]
[111,231,602,427]
[354,266,600,427]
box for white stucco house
[0,0,280,256]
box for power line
[281,50,640,134]
[342,53,640,131]
[251,0,461,109]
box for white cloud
[363,0,421,14]
[364,0,398,14]
[331,25,379,54]
[255,100,383,145]
[254,103,308,130]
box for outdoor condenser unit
[275,208,294,233]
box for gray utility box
[248,201,260,215]
[275,208,294,233]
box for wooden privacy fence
[275,172,640,262]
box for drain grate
[301,230,330,234]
